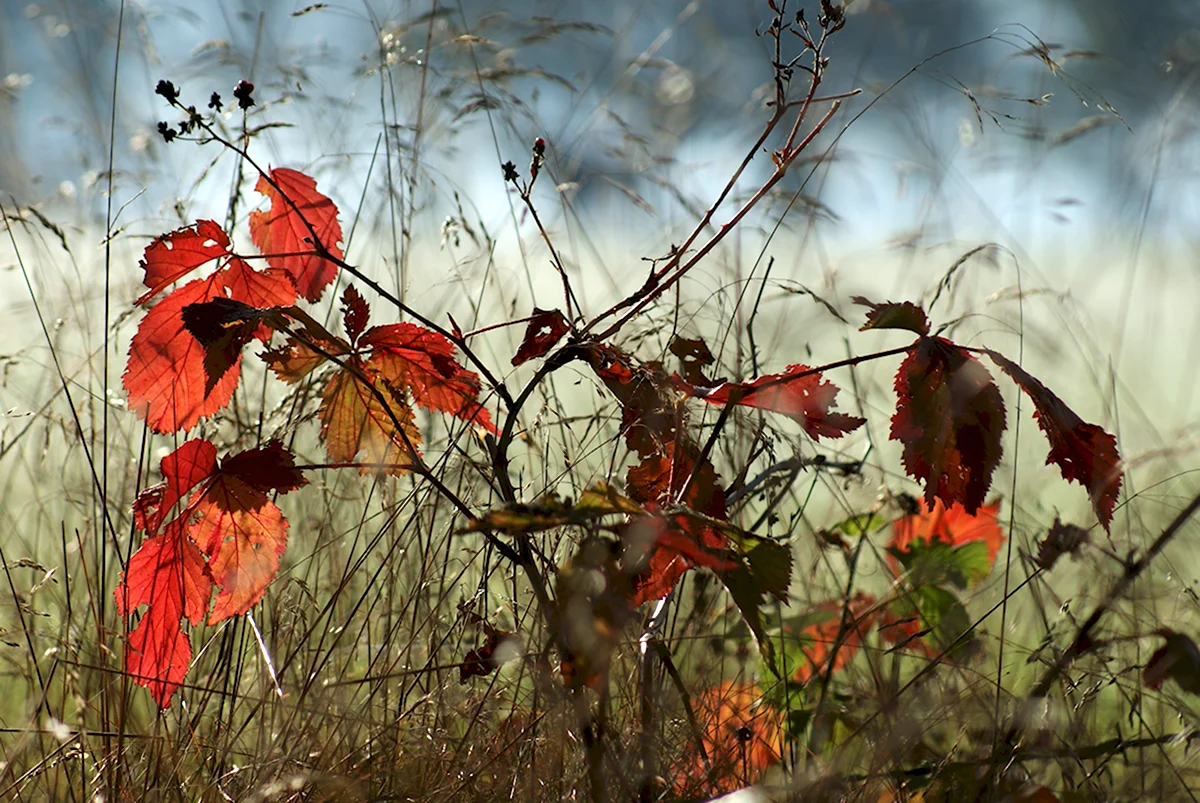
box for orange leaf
[792,592,878,684]
[889,498,1005,565]
[319,363,421,474]
[891,337,1006,514]
[675,364,865,441]
[249,167,343,303]
[673,681,783,796]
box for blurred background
[1,0,1197,495]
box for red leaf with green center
[889,497,1005,565]
[891,337,1006,514]
[675,364,865,441]
[986,350,1122,530]
[249,167,343,303]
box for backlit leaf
[987,350,1122,530]
[136,219,233,306]
[124,259,296,433]
[320,365,421,474]
[675,364,865,441]
[364,323,497,433]
[512,308,570,366]
[853,296,930,336]
[891,337,1006,514]
[249,167,343,303]
[116,440,307,706]
[889,498,1005,566]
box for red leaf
[249,167,343,303]
[133,439,219,534]
[853,296,930,336]
[117,439,306,706]
[124,262,297,433]
[889,497,1005,564]
[891,337,1006,514]
[136,220,233,306]
[792,592,878,684]
[668,335,718,386]
[115,520,211,707]
[624,445,732,604]
[363,323,497,433]
[676,364,865,441]
[512,308,570,366]
[341,285,370,343]
[1144,629,1200,694]
[987,350,1122,530]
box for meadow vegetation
[1,2,1199,801]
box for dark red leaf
[512,308,570,366]
[341,285,370,343]
[853,296,930,336]
[1145,629,1200,694]
[249,167,343,303]
[1035,516,1091,571]
[675,364,865,441]
[987,350,1122,530]
[668,335,718,386]
[891,337,1006,514]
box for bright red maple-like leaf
[136,219,234,306]
[986,350,1122,530]
[891,337,1006,515]
[792,592,878,684]
[511,308,570,366]
[249,167,343,303]
[675,364,865,441]
[116,439,307,707]
[124,261,297,433]
[889,497,1005,564]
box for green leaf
[832,512,885,537]
[888,538,994,590]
